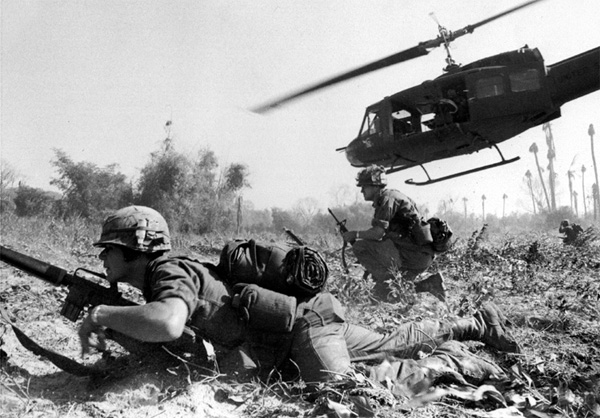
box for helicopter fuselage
[344,46,599,173]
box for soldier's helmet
[356,165,388,187]
[94,206,171,253]
[560,219,570,227]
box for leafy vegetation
[1,213,599,417]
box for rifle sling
[1,309,114,377]
[341,242,349,273]
[1,309,199,377]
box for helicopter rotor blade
[251,45,429,113]
[251,0,546,114]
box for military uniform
[84,206,517,387]
[352,188,435,299]
[139,255,515,384]
[559,220,583,245]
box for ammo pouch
[233,284,297,333]
[409,219,434,246]
[427,217,453,252]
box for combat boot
[414,272,447,302]
[451,302,521,353]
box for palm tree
[529,142,551,211]
[525,170,536,214]
[593,184,600,220]
[481,194,486,221]
[502,193,508,218]
[589,124,598,220]
[543,123,557,211]
[573,190,579,217]
[582,165,587,216]
[567,170,574,211]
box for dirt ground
[1,231,600,417]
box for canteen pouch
[233,284,297,333]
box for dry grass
[1,213,599,417]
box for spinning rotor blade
[251,45,429,114]
[251,0,545,114]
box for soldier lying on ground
[78,205,520,386]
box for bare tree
[1,159,17,190]
[567,170,574,211]
[543,123,557,211]
[328,184,354,207]
[529,142,551,211]
[525,170,536,214]
[582,165,587,216]
[589,124,599,220]
[594,184,600,220]
[481,194,486,221]
[294,197,320,228]
[502,193,508,218]
[462,197,468,221]
[236,195,243,235]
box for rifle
[0,244,197,376]
[0,244,136,321]
[327,209,349,273]
[283,228,305,246]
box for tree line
[1,138,250,234]
[2,128,594,239]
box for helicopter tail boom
[547,46,599,107]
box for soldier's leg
[351,239,398,281]
[393,240,435,272]
[351,239,400,300]
[289,319,351,382]
[394,240,446,301]
[345,303,520,362]
[344,319,453,361]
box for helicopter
[252,0,600,185]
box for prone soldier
[77,205,518,384]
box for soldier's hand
[342,230,358,244]
[78,314,107,357]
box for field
[1,213,599,418]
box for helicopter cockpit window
[391,110,415,135]
[509,69,540,92]
[474,76,504,98]
[361,111,381,136]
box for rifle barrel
[0,245,71,286]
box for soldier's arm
[79,298,189,354]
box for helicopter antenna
[429,12,458,71]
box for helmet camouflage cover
[356,165,388,187]
[94,206,171,253]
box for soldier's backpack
[427,217,453,252]
[217,239,329,297]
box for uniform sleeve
[371,194,393,229]
[372,190,419,235]
[146,259,201,321]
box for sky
[1,0,599,218]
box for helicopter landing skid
[405,145,520,186]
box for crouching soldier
[79,205,519,385]
[559,219,583,245]
[342,165,446,303]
